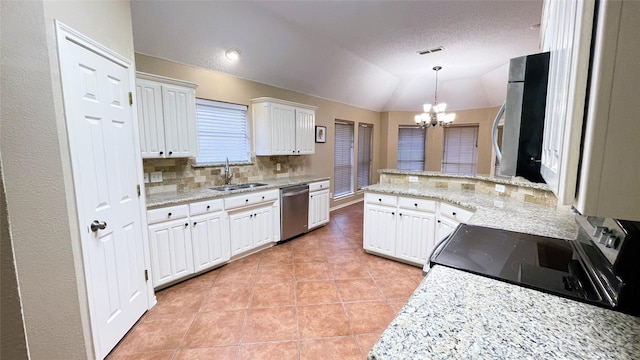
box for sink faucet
[223,157,233,185]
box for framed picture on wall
[315,126,326,143]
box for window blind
[442,125,479,175]
[334,121,354,197]
[195,99,250,164]
[357,124,373,190]
[397,126,426,170]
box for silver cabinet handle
[90,220,107,232]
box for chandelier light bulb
[423,104,432,112]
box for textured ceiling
[131,0,543,112]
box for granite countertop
[145,175,329,209]
[369,266,640,360]
[363,183,577,240]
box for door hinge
[128,92,133,106]
[144,269,149,282]
[136,184,141,197]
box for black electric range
[429,218,640,316]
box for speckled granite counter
[363,183,577,240]
[146,175,329,209]
[369,266,640,359]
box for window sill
[333,192,354,201]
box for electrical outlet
[150,171,163,183]
[143,173,149,183]
[276,163,281,171]
[408,176,419,183]
[495,184,506,193]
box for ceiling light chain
[415,66,456,128]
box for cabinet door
[148,219,194,287]
[396,209,436,265]
[270,103,296,155]
[161,84,197,158]
[309,189,330,229]
[436,217,459,244]
[252,204,274,248]
[191,212,230,273]
[228,209,254,257]
[295,108,315,154]
[363,203,396,257]
[540,0,594,205]
[135,79,165,158]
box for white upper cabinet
[574,0,640,221]
[252,97,317,155]
[541,0,640,221]
[539,0,595,205]
[136,72,198,159]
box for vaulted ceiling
[131,0,543,112]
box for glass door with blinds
[357,123,373,190]
[334,121,354,198]
[397,126,426,171]
[442,125,479,175]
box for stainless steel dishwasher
[280,184,309,241]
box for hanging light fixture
[415,66,456,128]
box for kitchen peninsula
[364,170,640,359]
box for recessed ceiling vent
[418,46,444,55]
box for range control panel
[576,216,627,265]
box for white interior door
[57,23,149,359]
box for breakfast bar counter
[368,265,640,359]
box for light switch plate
[276,163,281,171]
[143,173,149,183]
[408,176,419,183]
[150,171,163,183]
[495,184,506,193]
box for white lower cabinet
[363,203,397,257]
[148,217,194,287]
[226,189,279,258]
[228,208,254,256]
[309,180,330,229]
[436,216,459,243]
[364,191,473,266]
[190,211,230,273]
[396,208,436,264]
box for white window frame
[357,123,373,190]
[194,98,250,166]
[334,121,354,198]
[442,125,479,175]
[397,125,426,171]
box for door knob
[90,220,107,232]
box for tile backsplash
[380,172,559,208]
[143,156,306,194]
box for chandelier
[415,66,456,128]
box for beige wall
[380,107,500,175]
[135,54,382,208]
[1,1,136,358]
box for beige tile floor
[107,202,424,360]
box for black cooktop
[430,224,602,304]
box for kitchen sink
[236,182,268,189]
[209,183,268,192]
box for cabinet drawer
[225,189,279,211]
[309,180,330,192]
[147,204,189,225]
[439,202,474,223]
[365,192,397,207]
[190,198,224,216]
[398,196,436,212]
